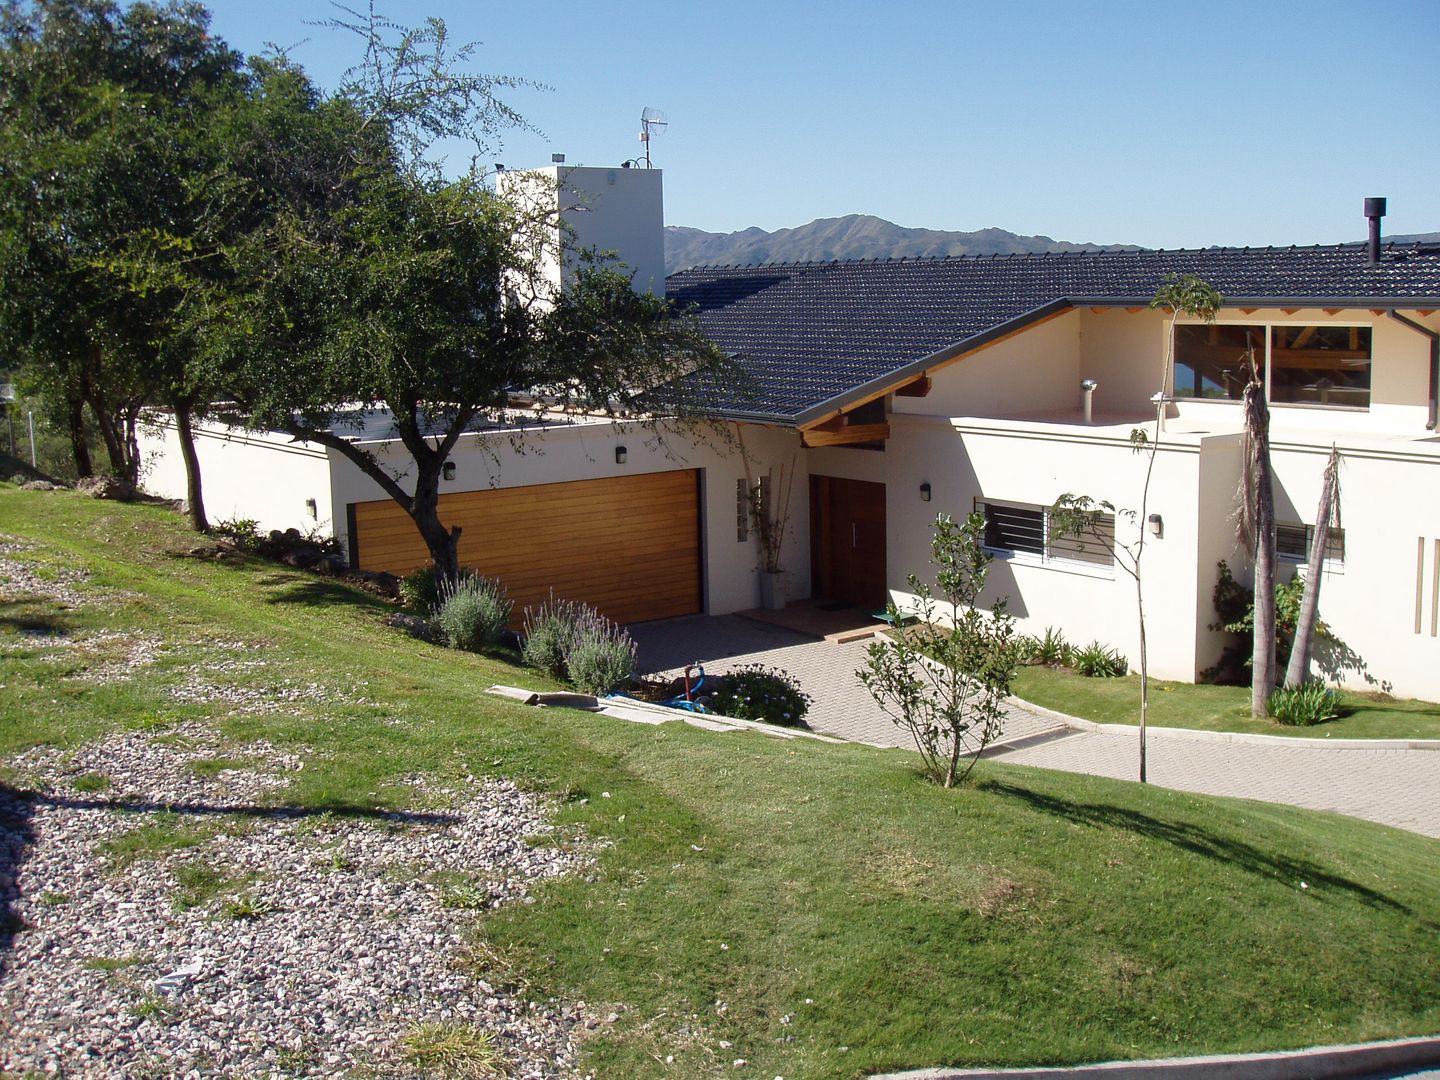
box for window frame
[1170,318,1373,412]
[1277,521,1345,569]
[975,497,1116,576]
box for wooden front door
[810,476,887,609]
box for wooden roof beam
[894,375,932,398]
[802,422,890,448]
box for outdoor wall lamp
[919,482,932,502]
[1148,513,1163,538]
[615,446,628,464]
[442,461,456,481]
[304,497,317,519]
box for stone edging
[1007,695,1440,752]
[868,1033,1440,1080]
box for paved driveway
[628,614,1440,838]
[628,614,1063,751]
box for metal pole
[28,410,37,468]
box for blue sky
[200,0,1440,248]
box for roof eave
[1069,296,1440,310]
[789,298,1075,428]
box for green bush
[399,566,441,615]
[435,576,511,653]
[1011,634,1040,665]
[1034,626,1073,667]
[1073,640,1128,678]
[1268,682,1342,727]
[521,597,587,679]
[564,610,637,695]
[712,664,811,728]
[212,517,263,553]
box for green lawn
[4,486,1440,1079]
[1013,665,1440,740]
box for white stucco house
[141,171,1440,699]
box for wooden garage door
[351,470,702,625]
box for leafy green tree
[208,13,733,582]
[858,512,1019,788]
[0,0,244,494]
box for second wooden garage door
[351,469,702,625]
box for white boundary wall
[141,415,806,619]
[140,417,333,537]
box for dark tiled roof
[666,242,1440,423]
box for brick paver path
[627,614,1060,749]
[628,614,1440,839]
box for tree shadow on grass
[0,779,458,973]
[978,779,1417,917]
[252,574,395,615]
[0,613,70,637]
[163,547,397,616]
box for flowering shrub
[521,596,588,679]
[436,575,511,652]
[564,609,637,695]
[712,665,812,729]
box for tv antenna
[639,107,667,168]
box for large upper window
[1174,324,1263,401]
[1270,326,1371,408]
[1173,322,1371,409]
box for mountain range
[663,214,1440,274]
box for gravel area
[0,628,171,681]
[0,723,593,1078]
[0,553,93,607]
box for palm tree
[1284,446,1341,688]
[1236,346,1276,717]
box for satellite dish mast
[639,107,667,168]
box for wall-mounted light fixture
[1148,513,1163,538]
[919,482,932,502]
[615,446,628,465]
[442,461,456,481]
[304,497,317,519]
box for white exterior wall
[1079,307,1169,415]
[892,309,1083,418]
[882,414,1211,681]
[141,413,804,619]
[138,418,333,535]
[327,419,805,617]
[135,301,1440,696]
[1265,439,1440,698]
[873,304,1440,698]
[497,165,666,297]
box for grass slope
[1014,666,1440,740]
[3,487,1439,1079]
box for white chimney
[497,164,666,300]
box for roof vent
[1365,196,1386,264]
